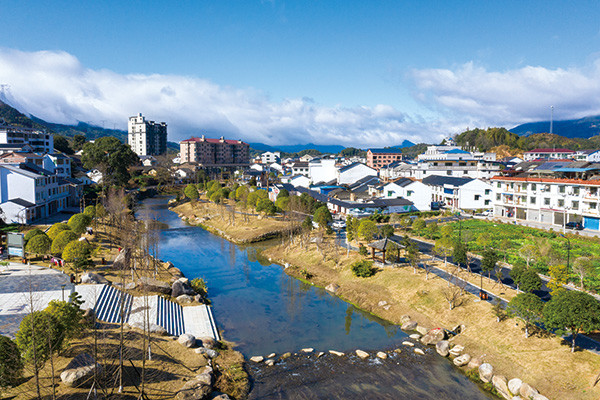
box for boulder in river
[414,348,425,355]
[435,340,450,357]
[356,349,369,359]
[250,356,263,363]
[301,348,314,353]
[376,351,387,359]
[329,350,344,356]
[409,334,421,340]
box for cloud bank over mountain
[0,48,437,147]
[411,61,600,124]
[3,48,600,146]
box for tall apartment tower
[128,113,167,156]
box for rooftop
[525,148,575,153]
[368,148,403,154]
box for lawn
[411,218,600,291]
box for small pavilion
[367,235,406,263]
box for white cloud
[0,48,437,147]
[411,61,600,126]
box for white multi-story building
[523,148,575,161]
[423,175,493,211]
[291,162,309,176]
[261,151,280,164]
[128,113,167,156]
[492,175,600,230]
[378,178,432,211]
[0,123,53,153]
[42,153,72,178]
[0,164,70,223]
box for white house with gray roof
[379,178,432,211]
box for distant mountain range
[511,115,600,139]
[248,139,415,154]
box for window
[407,191,413,197]
[558,199,564,207]
[485,200,490,205]
[497,182,501,188]
[591,202,597,209]
[446,171,452,175]
[530,197,536,204]
[544,198,550,206]
[572,201,579,210]
[573,187,580,195]
[559,186,565,193]
[485,189,491,195]
[496,194,501,201]
[531,183,536,191]
[474,195,480,200]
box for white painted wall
[309,159,338,184]
[337,164,377,185]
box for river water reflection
[138,197,494,399]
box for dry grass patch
[173,201,293,243]
[263,238,600,400]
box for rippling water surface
[138,197,495,399]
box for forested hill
[511,115,600,138]
[454,127,600,154]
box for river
[138,197,495,399]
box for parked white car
[332,221,346,230]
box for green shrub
[351,260,375,278]
[47,223,70,240]
[51,230,79,255]
[83,205,96,218]
[25,234,51,256]
[16,311,63,371]
[358,244,368,256]
[0,335,23,388]
[24,228,44,242]
[190,278,207,297]
[67,213,92,235]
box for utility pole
[550,105,554,135]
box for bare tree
[441,276,466,310]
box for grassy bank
[262,236,600,400]
[172,200,295,244]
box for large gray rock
[492,375,511,400]
[211,394,231,400]
[453,353,471,367]
[198,336,218,350]
[508,378,523,396]
[178,334,196,348]
[113,249,129,270]
[435,340,450,357]
[401,320,418,331]
[479,363,494,383]
[519,383,538,399]
[128,321,168,335]
[355,349,369,359]
[416,326,429,335]
[172,279,196,298]
[449,345,464,356]
[195,347,218,359]
[137,276,171,294]
[175,377,212,400]
[194,366,214,386]
[60,353,102,387]
[325,283,340,293]
[421,328,446,345]
[177,295,194,304]
[81,272,109,284]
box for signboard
[8,247,23,257]
[7,232,24,259]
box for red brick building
[366,148,403,170]
[179,136,249,166]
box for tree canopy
[543,290,600,352]
[358,219,378,242]
[26,234,51,256]
[507,292,544,338]
[51,230,79,256]
[47,223,70,241]
[313,206,333,228]
[68,213,92,235]
[81,136,139,186]
[184,184,199,201]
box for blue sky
[1,1,600,146]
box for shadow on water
[137,197,495,400]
